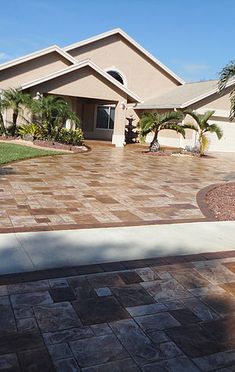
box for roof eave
[20,60,141,103]
[0,45,77,72]
[181,79,235,108]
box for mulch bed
[0,136,89,153]
[205,182,235,220]
[33,140,88,153]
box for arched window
[106,69,127,87]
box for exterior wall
[67,34,181,100]
[29,66,126,102]
[135,108,194,148]
[0,52,72,90]
[189,86,233,112]
[207,118,235,152]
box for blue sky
[0,0,234,82]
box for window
[107,70,124,85]
[96,105,115,130]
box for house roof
[0,45,77,72]
[20,60,141,103]
[64,28,185,85]
[136,79,235,109]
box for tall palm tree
[184,110,223,155]
[138,111,184,151]
[31,95,80,140]
[218,61,235,120]
[2,88,32,136]
[0,95,6,135]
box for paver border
[1,249,235,285]
[0,217,208,234]
[196,183,223,220]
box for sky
[0,0,234,82]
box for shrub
[58,128,84,146]
[18,123,42,140]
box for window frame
[95,104,116,131]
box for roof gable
[64,28,185,85]
[20,60,141,103]
[0,45,77,72]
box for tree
[184,110,223,155]
[0,95,6,135]
[2,88,32,136]
[31,95,80,140]
[138,111,184,151]
[218,61,235,120]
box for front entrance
[82,101,116,141]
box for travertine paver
[1,252,235,370]
[1,146,235,232]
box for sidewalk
[0,220,235,275]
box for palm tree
[31,95,80,140]
[138,111,184,151]
[0,95,6,135]
[184,110,223,155]
[218,61,235,120]
[2,88,32,136]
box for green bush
[18,123,42,140]
[58,128,84,146]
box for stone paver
[0,251,235,370]
[1,147,235,232]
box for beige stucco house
[0,28,234,151]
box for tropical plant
[184,110,223,155]
[0,95,6,135]
[18,123,42,140]
[58,128,84,146]
[2,88,32,136]
[31,95,81,140]
[138,111,184,151]
[218,61,235,120]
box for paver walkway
[0,146,235,233]
[1,250,235,371]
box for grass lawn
[0,142,66,165]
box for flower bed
[205,183,235,221]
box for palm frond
[159,111,183,124]
[184,110,202,125]
[161,123,186,138]
[183,123,198,131]
[218,61,235,91]
[229,95,235,121]
[205,123,223,139]
[201,110,215,126]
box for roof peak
[63,28,185,85]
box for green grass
[0,142,66,165]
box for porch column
[112,100,127,147]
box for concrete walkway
[0,220,235,275]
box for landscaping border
[196,183,223,220]
[1,248,235,285]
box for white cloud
[182,63,210,74]
[0,52,10,62]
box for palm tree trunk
[11,111,18,136]
[0,112,6,136]
[149,130,160,152]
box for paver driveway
[0,145,235,232]
[1,250,235,371]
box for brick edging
[1,249,235,285]
[0,217,208,234]
[196,183,222,220]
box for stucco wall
[67,34,181,100]
[0,52,71,90]
[189,86,233,112]
[29,66,126,102]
